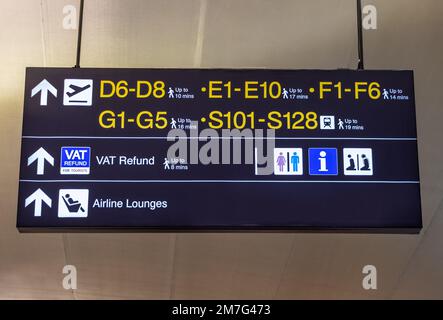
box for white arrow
[24,188,52,217]
[31,79,57,106]
[27,147,54,175]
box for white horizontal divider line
[22,136,418,141]
[19,179,420,184]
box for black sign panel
[17,68,421,232]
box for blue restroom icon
[308,148,338,175]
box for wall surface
[0,0,442,299]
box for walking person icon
[276,152,286,172]
[338,118,344,130]
[290,152,299,172]
[383,89,389,99]
[170,118,177,129]
[168,87,175,98]
[163,158,170,170]
[282,88,289,99]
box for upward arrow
[27,147,54,175]
[24,188,52,217]
[31,79,57,106]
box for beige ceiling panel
[391,200,443,299]
[0,232,72,299]
[0,0,71,300]
[39,0,77,67]
[171,234,294,299]
[79,0,202,68]
[0,1,45,88]
[63,233,176,299]
[171,234,248,299]
[202,0,357,68]
[274,233,420,299]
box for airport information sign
[17,68,421,232]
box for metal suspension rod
[356,0,364,69]
[74,0,85,68]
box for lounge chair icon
[62,193,85,213]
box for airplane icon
[63,79,93,106]
[66,84,91,97]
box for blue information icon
[308,148,338,175]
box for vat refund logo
[60,146,91,175]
